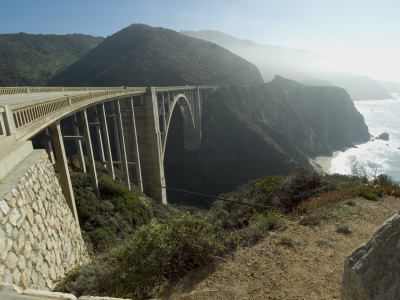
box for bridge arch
[159,93,196,159]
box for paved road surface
[0,91,102,106]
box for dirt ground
[162,196,400,300]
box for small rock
[0,200,10,215]
[6,252,18,269]
[377,132,389,141]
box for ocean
[330,98,400,182]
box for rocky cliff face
[341,210,400,299]
[164,77,370,204]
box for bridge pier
[72,113,86,173]
[100,102,115,179]
[135,87,167,204]
[50,121,79,225]
[111,102,123,173]
[81,109,99,197]
[115,99,131,191]
[93,105,106,168]
[43,127,55,164]
[183,87,202,150]
[129,97,143,192]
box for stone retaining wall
[0,150,89,290]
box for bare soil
[162,196,400,300]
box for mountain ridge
[48,24,264,87]
[182,29,390,100]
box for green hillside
[0,33,103,86]
[48,24,264,86]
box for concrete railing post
[3,105,16,136]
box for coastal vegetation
[55,166,400,299]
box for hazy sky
[1,0,399,82]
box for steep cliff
[164,77,370,203]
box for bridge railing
[0,107,6,138]
[0,86,140,96]
[2,87,149,140]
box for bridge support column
[129,97,143,192]
[100,102,115,179]
[135,87,167,204]
[50,122,79,225]
[43,127,55,164]
[72,114,86,173]
[93,105,106,168]
[115,99,131,190]
[111,102,122,172]
[81,109,99,197]
[183,87,202,150]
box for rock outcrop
[377,132,389,141]
[341,210,400,299]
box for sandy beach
[309,151,340,174]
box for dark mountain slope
[0,33,103,86]
[182,30,389,100]
[164,76,370,203]
[49,24,263,87]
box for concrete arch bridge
[0,86,213,223]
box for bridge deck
[0,91,101,105]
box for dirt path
[163,197,400,300]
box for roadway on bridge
[0,91,102,105]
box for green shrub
[372,174,399,188]
[255,176,286,205]
[98,176,126,197]
[278,167,322,211]
[351,184,381,201]
[56,213,224,299]
[88,227,118,252]
[72,175,152,252]
[70,172,91,189]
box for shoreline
[309,151,340,174]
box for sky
[1,0,400,83]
